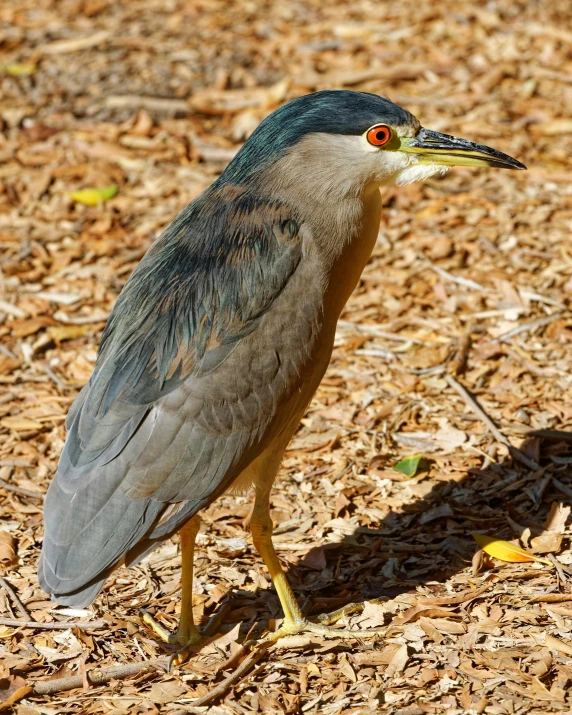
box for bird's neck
[317,186,382,319]
[251,155,383,317]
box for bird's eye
[366,124,392,147]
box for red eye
[366,124,392,146]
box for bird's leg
[142,515,202,658]
[251,484,386,643]
[250,486,305,628]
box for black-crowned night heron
[39,90,525,657]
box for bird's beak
[399,128,526,170]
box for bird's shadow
[178,428,572,640]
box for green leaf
[69,184,118,206]
[393,453,424,477]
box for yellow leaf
[48,325,91,343]
[69,184,118,206]
[472,533,552,566]
[4,63,36,76]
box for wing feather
[39,184,307,604]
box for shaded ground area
[1,0,572,712]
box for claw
[313,597,387,625]
[262,600,388,644]
[140,608,201,664]
[168,642,199,669]
[141,608,178,644]
[265,617,386,643]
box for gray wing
[39,184,308,605]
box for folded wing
[39,184,305,605]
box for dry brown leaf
[418,616,466,634]
[530,502,571,553]
[0,357,21,374]
[0,532,17,569]
[351,644,403,666]
[0,676,32,712]
[544,502,571,532]
[530,594,572,604]
[391,605,460,627]
[385,644,409,677]
[8,317,54,338]
[545,634,572,656]
[505,676,563,702]
[472,548,485,576]
[419,619,444,643]
[417,582,493,606]
[530,532,564,554]
[146,680,186,704]
[300,546,327,571]
[0,417,43,432]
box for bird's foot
[264,599,387,644]
[141,609,201,665]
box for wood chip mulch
[1,0,571,713]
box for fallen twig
[33,658,169,695]
[492,312,565,344]
[104,94,190,115]
[0,459,34,468]
[548,554,568,584]
[0,577,30,620]
[527,468,552,505]
[0,478,44,499]
[186,643,271,707]
[426,262,487,291]
[449,329,472,376]
[552,476,572,500]
[416,580,494,606]
[444,373,540,471]
[202,601,231,637]
[0,617,108,630]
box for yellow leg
[142,516,202,659]
[251,488,305,628]
[251,483,386,643]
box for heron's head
[221,90,525,198]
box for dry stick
[426,262,487,291]
[0,577,30,620]
[493,312,566,344]
[33,658,169,695]
[528,468,552,505]
[0,617,108,630]
[552,476,572,501]
[548,553,568,584]
[185,643,271,708]
[444,373,540,471]
[0,478,44,499]
[416,580,494,606]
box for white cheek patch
[395,163,448,185]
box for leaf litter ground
[0,0,571,713]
